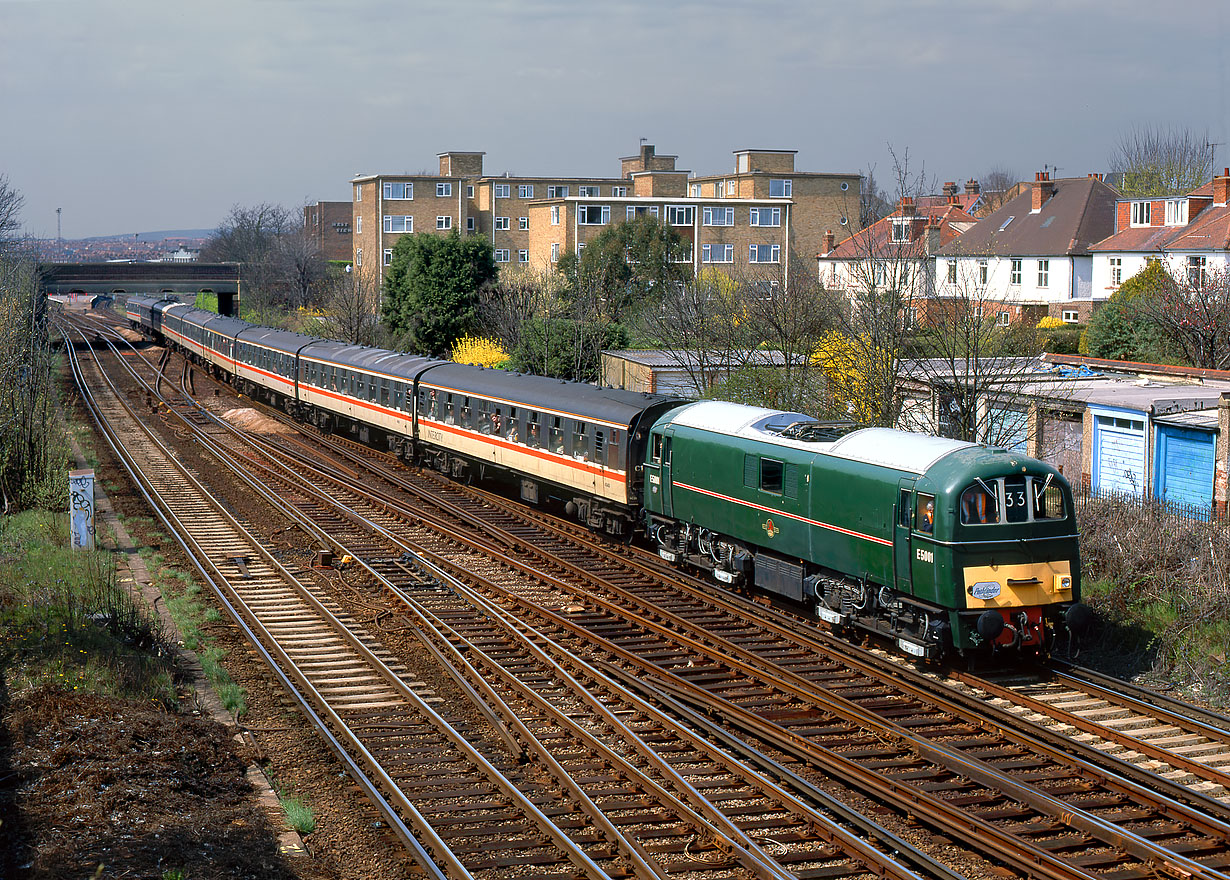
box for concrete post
[69,469,95,550]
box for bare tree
[475,270,556,357]
[1141,265,1230,370]
[276,222,326,310]
[977,166,1020,213]
[1109,125,1212,197]
[859,164,891,228]
[311,264,383,347]
[0,173,24,251]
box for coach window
[505,407,519,442]
[380,379,390,407]
[594,429,606,465]
[916,492,936,533]
[760,458,784,494]
[960,483,999,525]
[478,400,493,433]
[461,397,472,427]
[609,430,622,469]
[573,422,589,459]
[550,417,565,454]
[526,412,541,447]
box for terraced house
[348,146,860,287]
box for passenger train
[127,295,1087,660]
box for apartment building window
[518,217,529,230]
[1037,259,1049,287]
[437,182,453,197]
[494,183,510,198]
[383,215,412,233]
[890,218,909,241]
[1188,255,1207,288]
[612,186,627,197]
[997,311,1010,326]
[1062,309,1079,323]
[1110,257,1122,286]
[978,259,988,285]
[689,183,702,197]
[355,184,362,201]
[702,243,734,263]
[518,249,529,263]
[467,185,474,198]
[769,178,793,198]
[703,206,734,226]
[437,215,452,230]
[494,249,510,263]
[627,205,658,220]
[716,181,725,198]
[551,242,560,262]
[383,182,413,200]
[947,261,957,284]
[667,205,694,226]
[1130,201,1150,226]
[726,179,738,197]
[383,248,393,266]
[750,207,782,227]
[749,244,781,263]
[579,185,599,197]
[355,248,362,267]
[1165,199,1188,225]
[548,185,569,198]
[577,204,610,225]
[494,216,510,230]
[673,245,693,263]
[1010,259,1022,285]
[551,206,560,225]
[466,217,475,232]
[356,215,362,234]
[518,184,534,199]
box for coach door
[893,479,916,591]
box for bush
[1085,262,1179,362]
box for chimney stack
[924,217,942,255]
[1087,172,1105,182]
[899,196,917,217]
[1214,168,1230,206]
[965,179,981,195]
[821,229,835,255]
[1032,171,1054,212]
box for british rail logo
[762,518,780,538]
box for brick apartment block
[349,146,860,287]
[303,201,354,262]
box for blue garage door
[1154,425,1215,507]
[1094,414,1146,495]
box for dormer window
[890,219,910,242]
[1130,201,1151,226]
[1164,199,1187,225]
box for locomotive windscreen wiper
[974,476,996,497]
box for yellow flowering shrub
[1036,316,1065,329]
[451,335,508,368]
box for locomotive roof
[665,401,974,474]
[420,362,681,426]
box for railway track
[64,319,947,880]
[68,315,1230,880]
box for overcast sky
[2,0,1227,239]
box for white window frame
[611,186,627,197]
[437,182,453,197]
[947,261,957,284]
[726,178,738,197]
[978,259,988,285]
[579,185,599,197]
[1037,259,1049,288]
[356,215,362,234]
[1062,309,1079,323]
[436,215,452,230]
[702,206,734,226]
[997,310,1010,326]
[751,207,783,227]
[355,184,362,202]
[1130,200,1151,226]
[551,242,560,263]
[1188,255,1208,288]
[466,185,474,198]
[749,243,781,264]
[355,248,362,267]
[518,184,534,199]
[383,248,393,266]
[667,205,694,226]
[1165,199,1187,225]
[466,216,475,232]
[1109,256,1122,286]
[518,249,529,263]
[383,215,412,233]
[689,184,702,197]
[383,182,413,200]
[1010,258,1022,285]
[494,248,510,263]
[494,183,510,199]
[518,216,529,230]
[769,178,793,198]
[548,185,569,198]
[494,216,510,230]
[550,206,560,226]
[577,204,610,225]
[702,243,734,263]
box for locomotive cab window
[915,493,935,533]
[1033,477,1065,519]
[651,433,663,464]
[760,458,784,495]
[960,482,1000,525]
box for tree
[382,230,497,357]
[511,317,628,383]
[1085,261,1178,362]
[1109,125,1212,197]
[977,166,1020,213]
[307,264,383,347]
[859,165,891,228]
[557,215,690,319]
[200,203,300,315]
[1140,265,1230,369]
[0,173,24,252]
[476,270,558,359]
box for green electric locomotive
[642,401,1084,659]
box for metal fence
[1074,486,1219,524]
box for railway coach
[643,401,1083,659]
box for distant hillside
[73,229,214,242]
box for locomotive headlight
[1055,574,1073,593]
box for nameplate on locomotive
[970,581,1001,600]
